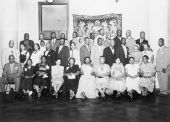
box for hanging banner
[73,13,122,38]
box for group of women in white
[51,54,156,99]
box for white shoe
[28,91,33,96]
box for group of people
[0,29,169,100]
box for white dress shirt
[122,45,128,58]
[30,50,42,66]
[58,45,63,53]
[109,46,115,54]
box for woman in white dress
[139,55,156,96]
[142,44,154,63]
[125,57,141,98]
[30,43,42,66]
[109,58,126,97]
[76,57,97,99]
[94,56,110,98]
[70,42,81,67]
[51,59,64,98]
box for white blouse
[30,50,42,66]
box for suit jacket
[44,49,56,66]
[56,46,70,67]
[156,46,169,72]
[114,36,122,48]
[91,45,105,66]
[2,62,22,79]
[80,45,91,65]
[20,40,34,53]
[49,38,59,51]
[103,46,116,67]
[135,39,148,51]
[115,45,126,66]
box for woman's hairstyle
[60,33,66,39]
[27,58,33,64]
[121,37,126,42]
[73,31,78,37]
[133,44,139,49]
[84,57,91,63]
[70,41,76,47]
[41,55,47,62]
[56,58,62,62]
[69,57,75,64]
[143,43,150,48]
[20,43,25,51]
[34,43,40,50]
[142,55,149,60]
[115,58,121,62]
[159,38,164,44]
[20,43,25,47]
[129,57,135,61]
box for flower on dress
[24,68,27,71]
[46,65,49,69]
[66,67,69,70]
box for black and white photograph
[0,0,170,122]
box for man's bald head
[9,40,14,48]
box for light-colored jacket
[91,45,105,66]
[156,46,169,72]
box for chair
[3,78,16,94]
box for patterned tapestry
[73,13,122,38]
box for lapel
[108,46,114,55]
[59,46,64,55]
[47,50,51,57]
[84,45,90,54]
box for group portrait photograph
[0,0,170,122]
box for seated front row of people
[2,54,156,100]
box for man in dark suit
[55,38,70,95]
[49,32,59,51]
[115,38,126,66]
[80,37,91,65]
[2,55,22,92]
[55,38,70,68]
[114,29,122,48]
[135,31,148,51]
[103,39,116,67]
[20,33,34,54]
[44,42,56,67]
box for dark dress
[21,66,34,90]
[33,63,50,87]
[65,65,80,93]
[20,51,29,63]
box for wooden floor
[0,93,170,122]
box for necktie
[71,50,73,57]
[11,51,13,55]
[88,46,91,53]
[10,63,13,73]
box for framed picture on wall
[38,2,68,40]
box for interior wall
[17,0,149,44]
[0,0,18,49]
[169,0,170,47]
[68,0,149,41]
[18,0,45,44]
